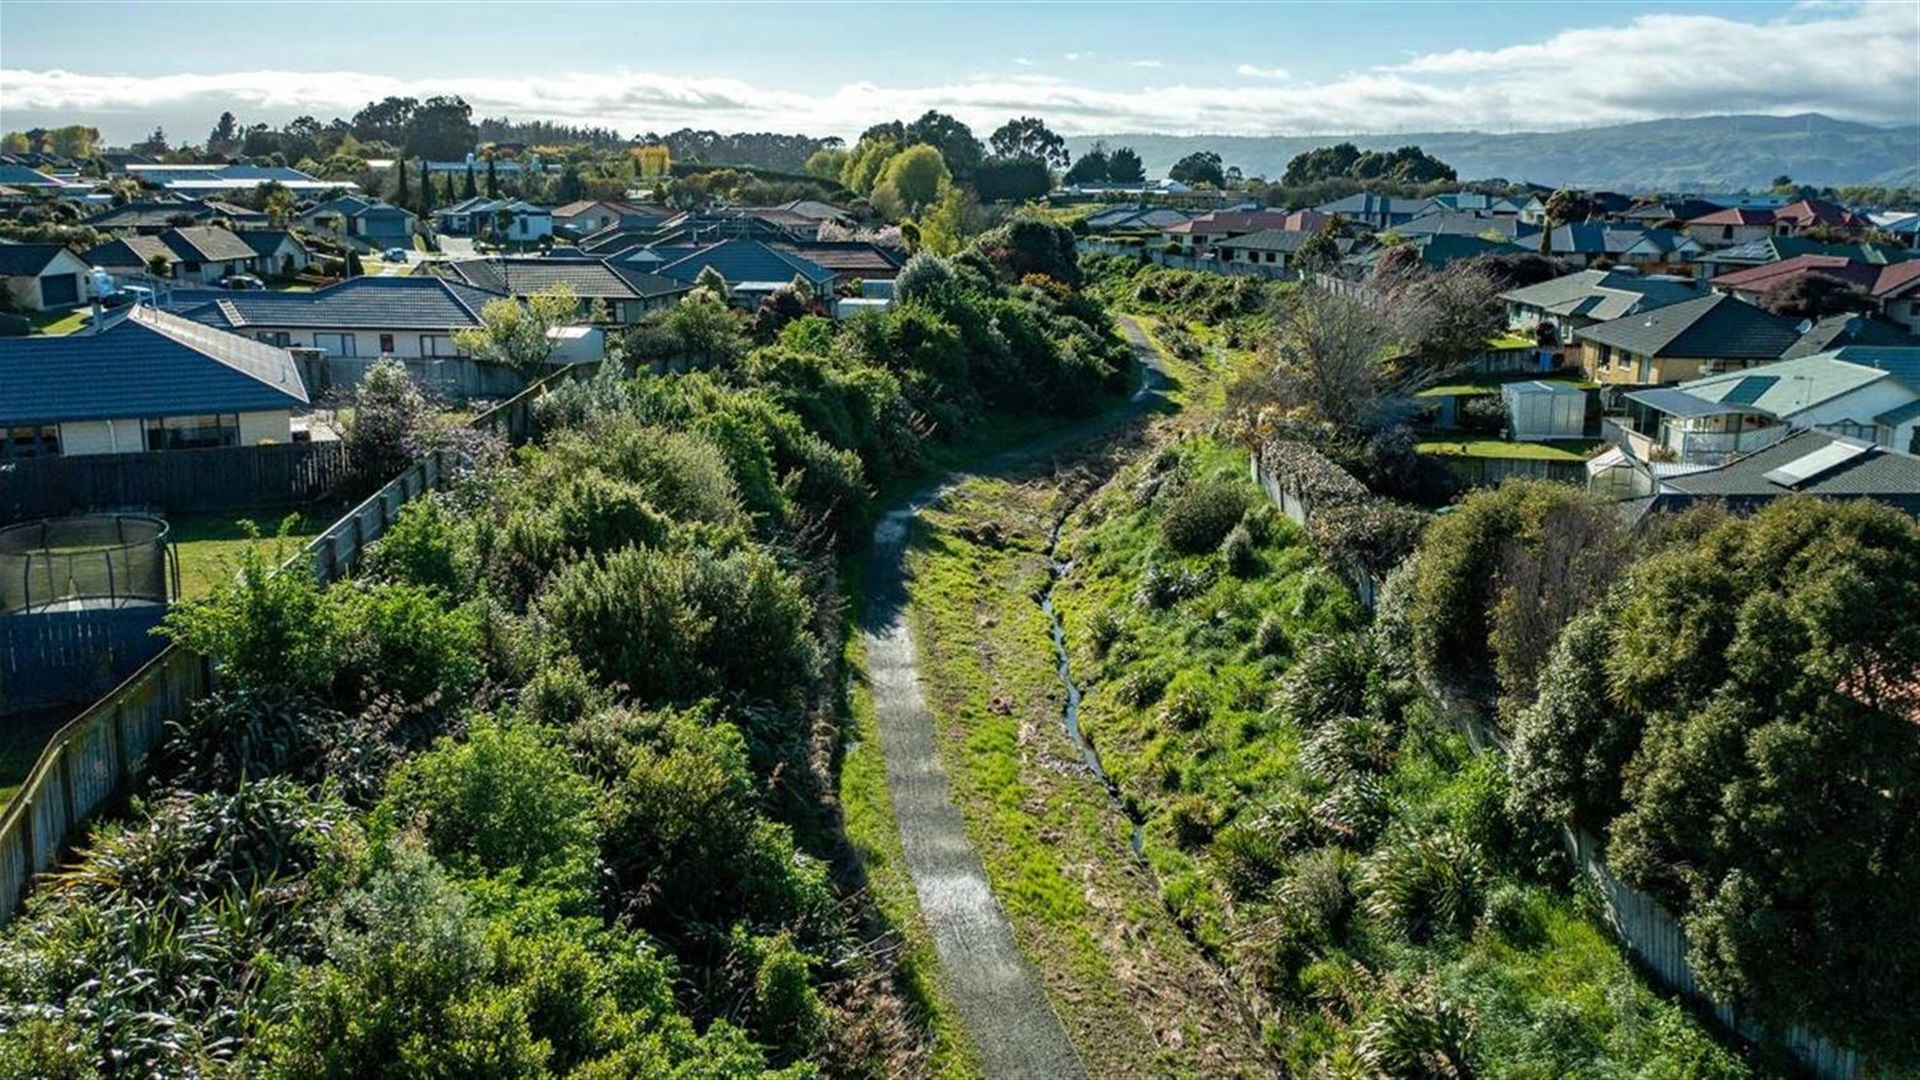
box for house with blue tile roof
[0,304,309,458]
[655,239,835,305]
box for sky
[1,1,1916,145]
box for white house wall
[246,325,465,358]
[57,417,141,455]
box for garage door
[39,274,79,307]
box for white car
[382,247,411,262]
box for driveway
[856,318,1166,1078]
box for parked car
[382,247,410,262]
[219,274,265,291]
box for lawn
[1417,435,1603,461]
[166,507,339,599]
[27,307,91,336]
[1418,375,1597,398]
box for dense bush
[1157,475,1250,554]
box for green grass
[166,508,338,599]
[27,307,90,336]
[1487,332,1538,350]
[1417,375,1596,398]
[1417,436,1602,461]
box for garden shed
[1501,380,1588,441]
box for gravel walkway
[856,319,1164,1078]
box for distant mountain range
[1063,114,1919,192]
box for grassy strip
[1416,436,1602,461]
[838,560,982,1079]
[906,476,1270,1078]
[167,508,337,599]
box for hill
[1065,113,1920,191]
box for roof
[1623,386,1768,419]
[0,243,79,277]
[1545,224,1659,256]
[1574,293,1805,360]
[236,230,307,259]
[186,276,499,332]
[1772,199,1870,230]
[1501,269,1701,321]
[84,226,259,268]
[1397,211,1531,240]
[1711,255,1920,300]
[0,304,308,425]
[655,239,835,287]
[1690,207,1775,226]
[1656,430,1920,503]
[770,241,904,277]
[1084,205,1195,231]
[1214,228,1353,254]
[436,256,692,301]
[1699,236,1920,268]
[1164,209,1296,237]
[1315,192,1424,219]
[83,199,220,230]
[1670,353,1892,416]
[1620,199,1725,223]
[1783,313,1920,359]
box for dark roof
[0,305,307,425]
[1623,386,1765,419]
[186,276,498,332]
[0,243,78,277]
[83,199,217,230]
[85,226,259,267]
[1396,211,1531,240]
[1213,228,1353,254]
[1700,236,1920,268]
[1500,269,1701,319]
[436,256,692,301]
[771,241,904,277]
[656,239,835,287]
[236,230,308,259]
[1573,293,1805,359]
[1620,199,1724,223]
[1656,430,1920,506]
[1783,314,1920,359]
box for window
[313,332,356,357]
[256,331,290,347]
[420,335,455,357]
[379,333,396,354]
[145,414,238,451]
[2,425,59,459]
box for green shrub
[364,496,474,598]
[161,523,337,696]
[1360,830,1485,943]
[1157,476,1250,555]
[331,582,484,705]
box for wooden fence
[0,362,591,927]
[296,354,529,403]
[1257,443,1870,1079]
[0,441,350,525]
[1432,453,1588,490]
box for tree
[404,95,477,160]
[452,283,580,377]
[904,110,982,182]
[207,111,240,156]
[394,158,410,211]
[973,157,1050,203]
[988,116,1068,169]
[0,131,29,154]
[1511,499,1920,1060]
[555,162,584,204]
[1293,229,1342,275]
[417,157,434,213]
[1107,146,1146,184]
[1063,142,1110,186]
[693,265,729,300]
[841,135,900,196]
[344,250,364,278]
[256,181,297,227]
[804,148,850,183]
[1540,189,1598,253]
[486,153,500,198]
[660,292,748,368]
[130,126,170,157]
[1169,150,1226,188]
[463,160,477,199]
[879,144,950,211]
[344,357,428,483]
[1761,272,1875,320]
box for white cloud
[1236,64,1291,80]
[1013,57,1034,67]
[1126,59,1164,69]
[2,3,1913,141]
[1062,52,1096,62]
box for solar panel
[1763,440,1870,488]
[1720,375,1779,406]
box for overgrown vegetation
[1049,438,1749,1078]
[0,218,1128,1076]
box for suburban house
[297,195,416,251]
[0,164,89,195]
[1610,346,1920,465]
[1212,228,1354,270]
[1589,429,1920,517]
[0,304,309,458]
[1770,198,1871,237]
[0,243,95,310]
[1709,255,1920,333]
[236,231,313,278]
[83,226,261,285]
[1619,198,1725,227]
[770,241,905,284]
[124,163,348,195]
[1348,234,1509,274]
[83,199,268,235]
[552,200,674,236]
[1083,205,1195,233]
[1396,211,1531,242]
[1697,235,1919,274]
[1534,224,1699,269]
[1500,269,1701,356]
[432,256,691,324]
[1782,312,1920,358]
[1686,208,1779,248]
[1162,209,1302,254]
[1575,292,1806,387]
[183,275,499,358]
[654,239,837,305]
[1313,193,1427,231]
[432,198,554,243]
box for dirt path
[855,321,1164,1078]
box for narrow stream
[1040,516,1146,858]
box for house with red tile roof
[1161,209,1300,254]
[1712,255,1920,333]
[1770,199,1872,237]
[1686,207,1776,249]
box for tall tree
[406,96,477,160]
[1063,141,1110,186]
[463,161,478,199]
[207,111,240,156]
[486,154,500,198]
[1107,146,1146,184]
[418,157,435,212]
[395,157,410,210]
[1169,150,1226,188]
[988,116,1068,169]
[904,110,982,182]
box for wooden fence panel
[0,442,350,525]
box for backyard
[166,506,339,598]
